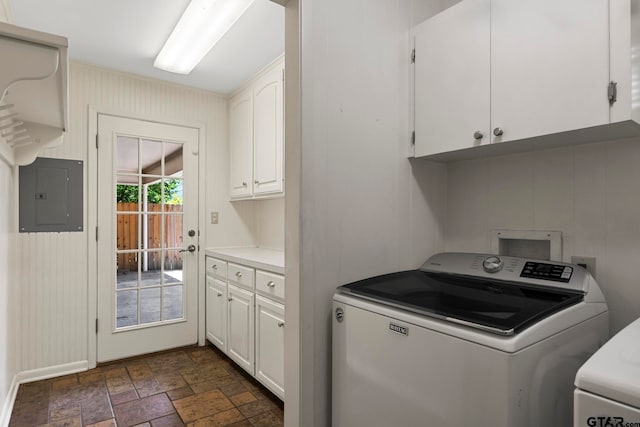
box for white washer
[574,318,640,426]
[333,253,609,427]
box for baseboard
[0,360,89,427]
[16,361,89,384]
[0,375,19,427]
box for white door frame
[87,106,207,368]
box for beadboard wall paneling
[16,61,255,372]
[445,139,640,335]
[0,157,17,418]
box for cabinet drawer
[255,270,284,301]
[206,257,228,279]
[228,262,255,289]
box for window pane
[116,268,138,290]
[164,143,183,176]
[164,250,183,278]
[163,213,183,250]
[163,285,183,321]
[116,290,138,328]
[116,213,140,251]
[116,176,139,211]
[141,139,162,175]
[162,178,183,213]
[141,250,163,286]
[140,287,161,324]
[143,214,163,249]
[117,136,139,174]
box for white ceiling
[9,0,284,94]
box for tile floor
[9,345,284,427]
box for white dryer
[332,253,609,427]
[574,317,640,426]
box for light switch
[211,211,219,224]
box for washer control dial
[483,256,503,273]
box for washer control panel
[520,261,573,283]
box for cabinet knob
[254,180,259,184]
[212,265,217,269]
[242,182,247,187]
[277,322,284,328]
[235,271,243,278]
[217,292,222,297]
[493,127,504,137]
[473,131,484,140]
[267,281,276,288]
[228,298,233,302]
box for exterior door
[97,114,199,362]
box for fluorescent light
[154,0,255,75]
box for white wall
[14,61,252,374]
[256,198,284,250]
[0,157,17,423]
[295,0,447,425]
[445,140,640,335]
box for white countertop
[205,247,285,275]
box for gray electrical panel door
[19,157,83,232]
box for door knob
[493,127,504,137]
[179,244,196,253]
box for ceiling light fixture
[154,0,255,75]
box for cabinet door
[253,62,284,196]
[491,0,610,143]
[227,283,255,375]
[414,0,490,157]
[206,277,227,352]
[255,296,284,400]
[229,87,253,199]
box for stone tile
[49,404,81,421]
[78,370,106,384]
[50,376,79,392]
[180,365,229,385]
[126,363,153,381]
[9,404,49,426]
[186,349,220,365]
[229,392,256,407]
[114,393,175,427]
[219,382,248,399]
[50,382,109,410]
[185,408,245,427]
[226,421,253,427]
[103,367,129,379]
[135,373,187,398]
[173,390,234,423]
[51,416,83,427]
[85,419,117,427]
[81,393,114,425]
[110,389,139,406]
[133,424,151,427]
[146,352,196,374]
[236,400,278,419]
[189,376,237,395]
[247,411,283,427]
[166,386,194,401]
[149,413,184,427]
[106,375,135,395]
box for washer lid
[575,317,640,409]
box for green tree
[116,179,182,204]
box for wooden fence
[116,203,184,272]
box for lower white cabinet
[255,295,285,400]
[227,283,255,375]
[206,277,227,351]
[205,254,284,400]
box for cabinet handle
[473,131,483,140]
[267,281,276,288]
[254,180,259,184]
[212,265,217,269]
[217,292,222,297]
[235,271,243,278]
[228,298,233,302]
[493,127,504,137]
[277,322,284,328]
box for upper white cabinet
[414,0,640,160]
[229,87,253,199]
[229,55,284,200]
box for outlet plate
[571,256,596,276]
[211,211,219,224]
